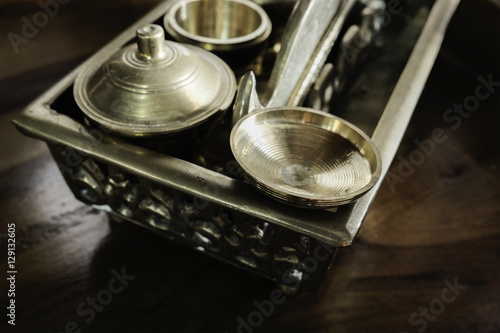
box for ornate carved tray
[13,0,459,291]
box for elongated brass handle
[232,0,353,125]
[263,0,355,108]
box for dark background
[0,0,499,332]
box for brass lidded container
[73,24,236,138]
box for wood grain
[1,1,499,333]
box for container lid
[74,24,236,137]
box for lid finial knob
[136,24,167,59]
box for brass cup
[164,0,272,69]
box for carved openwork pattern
[51,145,335,290]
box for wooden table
[1,1,499,332]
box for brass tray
[13,0,459,291]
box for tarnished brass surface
[47,144,333,291]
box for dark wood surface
[1,1,499,332]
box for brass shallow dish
[231,107,382,208]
